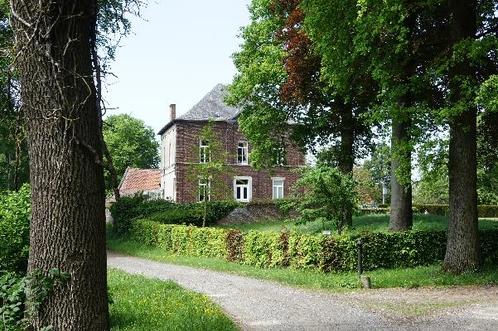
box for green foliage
[110,195,239,234]
[0,273,24,331]
[0,185,31,273]
[125,218,498,273]
[108,269,237,331]
[0,269,70,331]
[288,166,358,233]
[103,114,159,189]
[353,166,382,205]
[0,4,29,192]
[476,75,498,112]
[243,231,288,268]
[227,0,289,169]
[130,221,229,260]
[109,195,175,235]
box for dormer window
[199,139,210,163]
[237,141,249,165]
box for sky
[103,0,252,134]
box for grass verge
[108,238,498,292]
[108,268,238,331]
[216,214,498,234]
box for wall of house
[172,121,305,203]
[160,125,177,201]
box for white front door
[234,177,252,202]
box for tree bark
[338,103,354,228]
[12,0,109,329]
[443,0,480,273]
[389,115,413,231]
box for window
[199,139,210,163]
[233,176,252,202]
[237,141,249,165]
[272,177,285,200]
[198,179,210,202]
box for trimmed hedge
[128,219,498,272]
[110,195,239,234]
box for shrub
[110,195,238,234]
[0,185,31,274]
[110,195,176,235]
[288,166,358,233]
[0,273,25,330]
[147,201,239,227]
[126,219,498,273]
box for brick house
[157,84,306,203]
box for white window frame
[199,139,210,163]
[198,178,211,202]
[272,177,285,200]
[237,141,249,165]
[233,176,252,202]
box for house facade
[157,84,306,203]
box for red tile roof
[119,168,161,196]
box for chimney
[169,104,176,122]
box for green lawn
[107,239,498,292]
[108,269,238,331]
[216,214,498,234]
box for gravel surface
[108,252,498,331]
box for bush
[0,185,31,274]
[110,195,176,235]
[0,273,25,330]
[126,219,498,272]
[287,166,358,233]
[110,195,238,234]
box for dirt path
[108,252,498,331]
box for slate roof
[158,84,241,135]
[179,84,241,121]
[118,167,161,196]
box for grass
[107,238,498,292]
[108,268,238,331]
[216,214,498,234]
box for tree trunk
[12,0,109,329]
[443,0,480,273]
[338,103,354,228]
[389,116,413,231]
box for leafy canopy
[103,114,159,186]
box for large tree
[229,0,373,228]
[11,0,109,328]
[103,114,159,188]
[303,0,441,231]
[440,0,497,272]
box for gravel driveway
[108,252,498,331]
